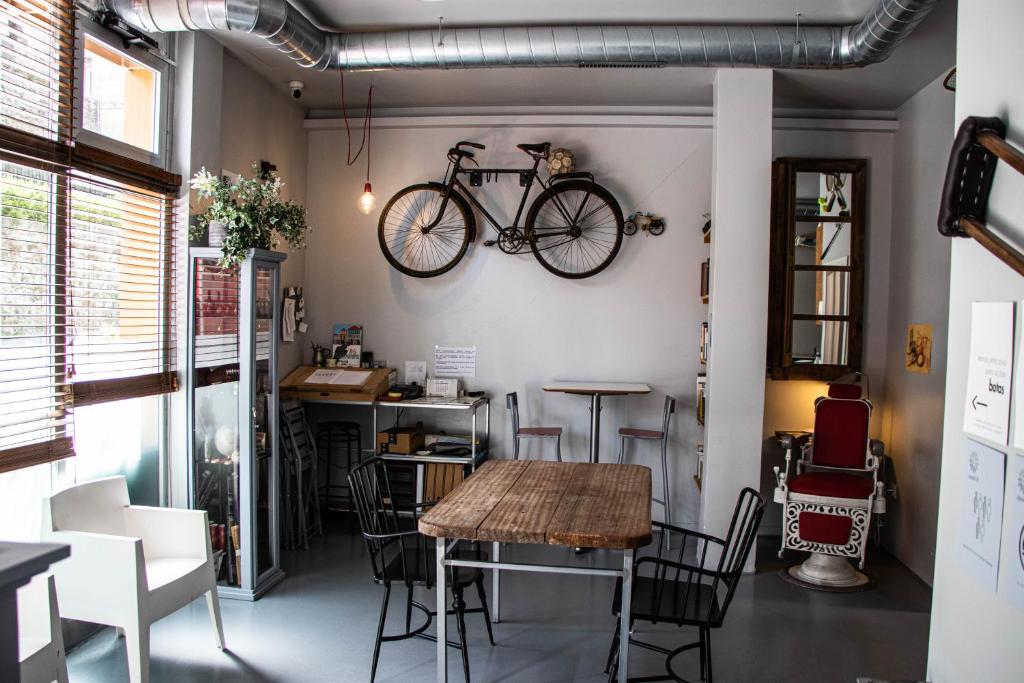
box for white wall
[303,114,712,528]
[169,44,309,506]
[928,0,1024,679]
[880,71,954,585]
[220,52,309,378]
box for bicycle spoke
[528,182,622,277]
[378,185,470,276]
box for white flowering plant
[189,164,310,267]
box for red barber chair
[773,382,885,588]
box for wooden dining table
[419,459,652,683]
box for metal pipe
[107,0,939,72]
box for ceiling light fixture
[339,69,375,215]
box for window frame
[0,0,180,476]
[73,15,171,170]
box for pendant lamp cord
[339,69,374,182]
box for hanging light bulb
[358,182,376,215]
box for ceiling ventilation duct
[106,0,939,72]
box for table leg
[618,548,634,683]
[436,537,448,683]
[589,394,603,463]
[491,541,500,623]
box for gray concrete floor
[66,517,931,682]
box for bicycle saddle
[517,142,551,157]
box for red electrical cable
[339,69,373,182]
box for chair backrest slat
[506,392,521,435]
[348,458,404,582]
[661,395,676,435]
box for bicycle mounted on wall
[377,141,625,279]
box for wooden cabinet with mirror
[767,158,866,380]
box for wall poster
[958,438,1006,591]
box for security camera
[289,80,305,100]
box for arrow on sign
[972,395,989,410]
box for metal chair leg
[604,616,620,673]
[370,585,391,683]
[617,436,626,465]
[405,583,414,633]
[704,626,713,683]
[452,586,471,683]
[513,434,520,461]
[474,574,495,646]
[555,434,563,462]
[699,626,706,681]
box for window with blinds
[0,0,179,474]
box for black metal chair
[280,400,323,550]
[606,487,765,683]
[348,458,495,683]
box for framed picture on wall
[905,323,932,373]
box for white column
[699,70,773,570]
[168,33,224,508]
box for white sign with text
[963,301,1014,444]
[958,439,1006,591]
[434,346,476,378]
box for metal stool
[617,396,676,531]
[317,420,362,520]
[506,392,562,461]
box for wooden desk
[543,381,652,463]
[419,459,652,683]
[279,365,395,405]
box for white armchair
[17,574,68,683]
[41,476,225,683]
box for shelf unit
[372,396,491,505]
[186,248,286,601]
[696,225,711,491]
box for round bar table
[542,381,652,463]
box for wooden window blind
[0,0,180,474]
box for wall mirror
[767,158,866,380]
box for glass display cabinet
[187,248,287,600]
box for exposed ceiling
[210,0,957,113]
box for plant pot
[208,220,227,247]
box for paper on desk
[303,368,372,385]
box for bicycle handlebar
[457,141,486,150]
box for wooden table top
[542,381,652,396]
[418,460,652,549]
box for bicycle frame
[425,151,593,240]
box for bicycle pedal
[483,240,497,247]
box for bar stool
[506,391,562,461]
[617,396,676,529]
[317,420,362,520]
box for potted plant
[189,164,310,267]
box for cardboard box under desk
[279,366,395,403]
[377,427,425,455]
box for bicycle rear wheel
[378,183,473,278]
[525,179,624,279]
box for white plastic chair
[41,476,225,683]
[18,574,68,683]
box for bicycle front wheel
[378,183,472,278]
[525,179,624,279]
